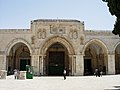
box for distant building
[0,19,119,76]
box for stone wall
[0,19,119,75]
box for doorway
[48,51,65,76]
[84,59,92,75]
[45,42,69,76]
[20,59,30,71]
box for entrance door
[84,59,92,75]
[48,51,65,76]
[20,59,30,71]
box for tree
[102,0,120,36]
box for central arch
[40,36,75,76]
[46,42,68,75]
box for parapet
[84,30,114,36]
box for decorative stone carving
[69,29,73,39]
[37,29,46,39]
[42,30,46,39]
[73,30,78,39]
[69,29,78,39]
[108,51,115,55]
[50,25,65,34]
[80,35,84,45]
[31,36,35,44]
[37,29,42,39]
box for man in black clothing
[63,69,66,80]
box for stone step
[104,88,120,90]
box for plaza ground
[0,75,120,90]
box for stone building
[0,19,120,76]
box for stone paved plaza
[0,75,120,90]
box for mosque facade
[0,19,120,76]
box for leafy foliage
[103,0,120,36]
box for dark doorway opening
[20,59,30,71]
[84,59,92,75]
[48,51,65,76]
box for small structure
[26,65,33,79]
[19,71,26,80]
[0,70,7,79]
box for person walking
[63,69,66,80]
[14,69,18,79]
[100,71,103,77]
[94,68,98,77]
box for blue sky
[0,0,116,30]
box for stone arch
[82,39,108,55]
[5,38,32,74]
[40,36,75,55]
[114,41,120,74]
[82,39,108,75]
[39,36,75,76]
[113,41,120,52]
[5,38,32,56]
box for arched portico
[39,36,75,76]
[82,39,108,75]
[5,38,32,75]
[114,41,120,74]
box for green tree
[103,0,120,36]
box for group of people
[13,68,103,80]
[94,68,103,77]
[63,68,103,80]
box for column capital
[108,51,115,55]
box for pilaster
[108,53,115,75]
[31,55,39,75]
[0,55,6,70]
[39,55,44,75]
[74,54,84,76]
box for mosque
[0,19,120,76]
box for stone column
[0,55,6,70]
[31,55,39,75]
[75,54,84,76]
[71,55,76,75]
[107,53,115,75]
[39,55,44,75]
[68,55,72,76]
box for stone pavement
[0,75,120,90]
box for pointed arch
[113,41,120,52]
[114,41,120,74]
[5,38,32,56]
[82,39,108,75]
[82,39,108,55]
[39,36,75,55]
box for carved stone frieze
[50,25,65,34]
